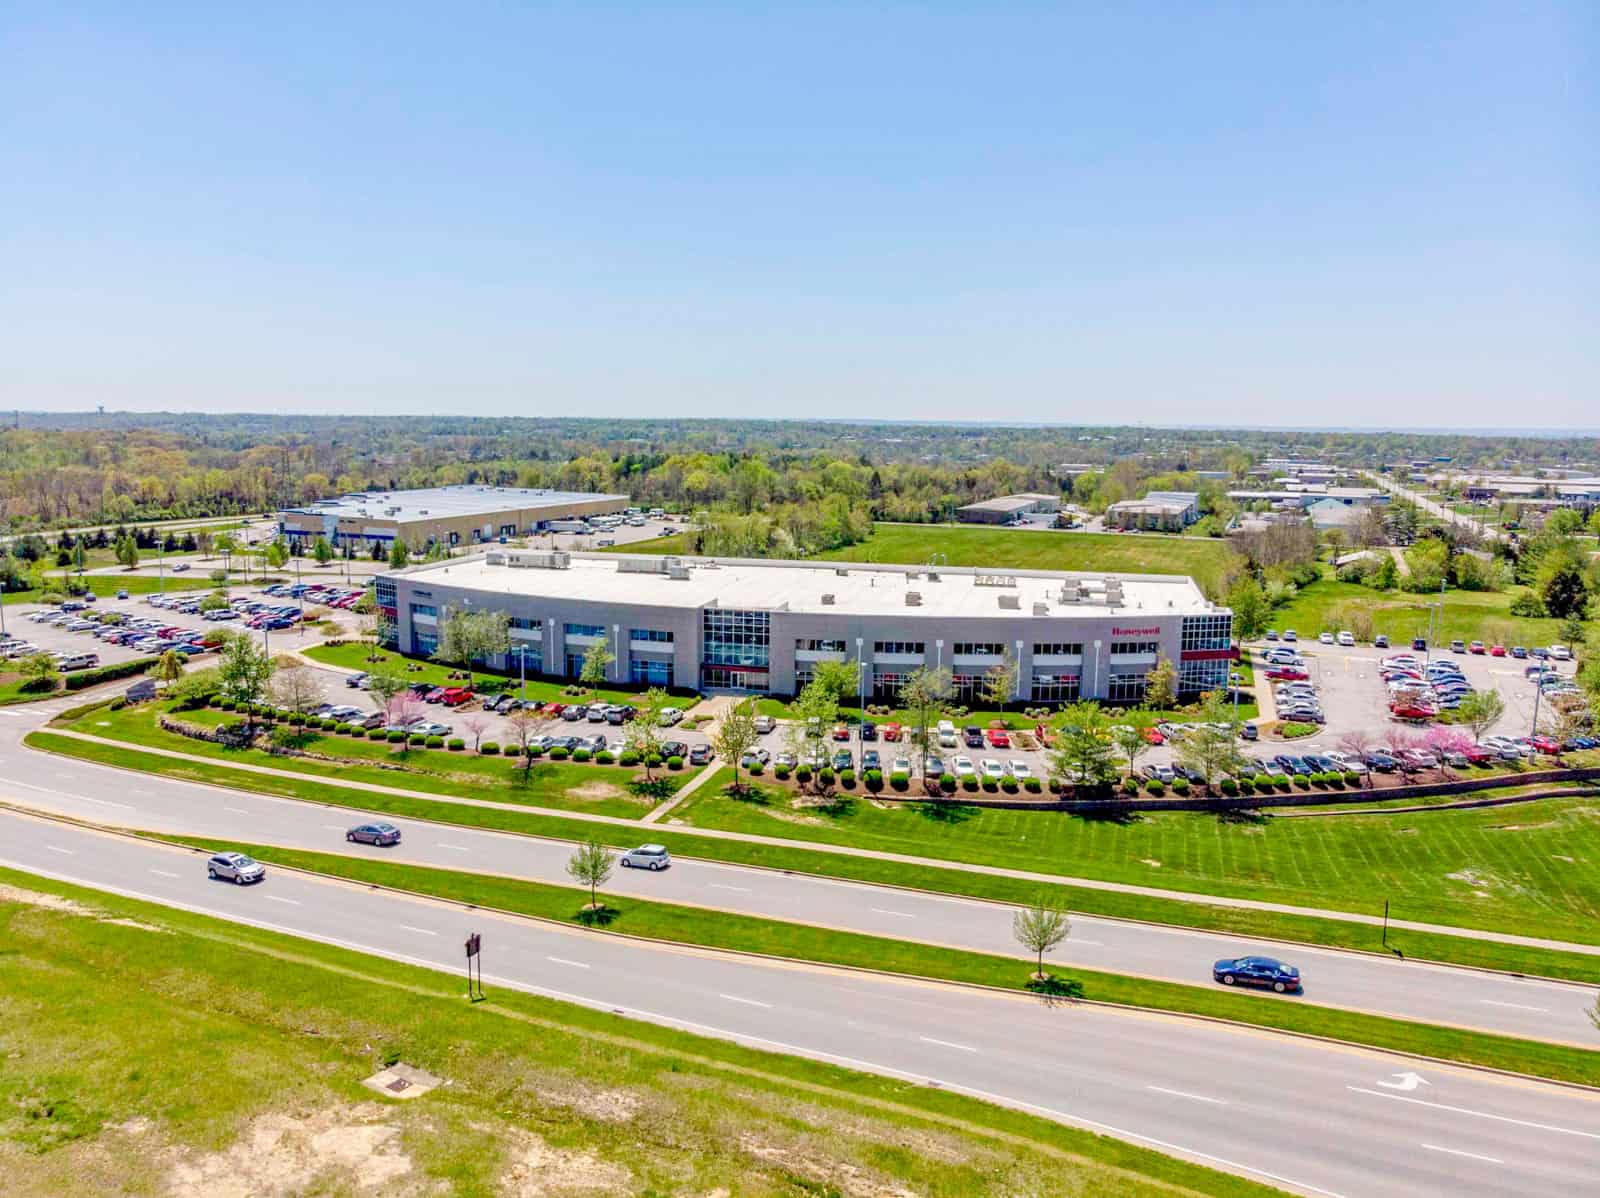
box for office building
[954,493,1062,525]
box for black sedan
[1213,956,1302,993]
[346,822,402,846]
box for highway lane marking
[149,869,180,879]
[5,779,137,811]
[1421,1143,1502,1165]
[322,824,347,831]
[398,925,438,936]
[719,993,773,1009]
[224,806,249,814]
[437,843,471,852]
[1146,1086,1227,1105]
[547,956,590,969]
[1348,1088,1600,1141]
[870,907,916,919]
[1072,939,1104,947]
[265,895,300,905]
[919,1036,977,1053]
[1479,999,1548,1012]
[709,884,751,893]
[45,845,74,855]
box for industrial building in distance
[377,549,1235,704]
[954,492,1062,524]
[278,485,630,553]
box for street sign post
[464,932,484,1002]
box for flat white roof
[393,552,1221,621]
[282,485,629,524]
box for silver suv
[207,852,266,884]
[620,844,671,871]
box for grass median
[23,730,1600,987]
[149,839,1600,1088]
[0,863,1286,1198]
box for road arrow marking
[1376,1071,1429,1091]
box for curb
[21,730,1600,984]
[6,802,1599,1096]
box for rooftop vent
[997,594,1020,610]
[1033,602,1050,616]
[835,568,850,577]
[904,591,922,606]
[821,593,836,605]
[667,564,691,580]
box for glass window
[564,622,605,638]
[1030,674,1080,703]
[872,641,925,656]
[795,638,847,653]
[1179,658,1231,695]
[952,642,1004,656]
[410,603,438,619]
[1107,671,1148,703]
[1181,615,1234,652]
[1109,640,1160,656]
[630,628,674,643]
[1032,642,1084,657]
[629,658,675,687]
[951,673,984,701]
[870,670,907,701]
[509,616,542,631]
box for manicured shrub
[939,772,957,792]
[525,743,544,758]
[773,763,791,780]
[863,767,882,791]
[206,694,221,708]
[817,767,835,786]
[547,746,567,760]
[1326,772,1345,788]
[317,717,335,731]
[220,700,236,711]
[447,737,465,750]
[481,741,501,755]
[572,748,591,762]
[839,768,856,788]
[796,765,812,783]
[1292,775,1311,789]
[748,761,765,776]
[595,750,614,764]
[1000,776,1019,793]
[288,712,305,726]
[1220,778,1239,796]
[387,730,405,743]
[425,735,444,748]
[1171,778,1190,795]
[1236,776,1254,794]
[646,754,664,769]
[618,750,639,766]
[408,733,426,746]
[1023,776,1042,793]
[364,727,383,739]
[1121,777,1139,796]
[890,770,910,791]
[1343,770,1361,786]
[961,775,979,791]
[667,755,684,770]
[1145,778,1165,795]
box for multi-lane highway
[4,713,1596,1047]
[3,808,1597,1198]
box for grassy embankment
[0,865,1287,1198]
[1,573,216,606]
[25,725,1600,985]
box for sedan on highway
[1213,955,1302,993]
[620,844,671,870]
[206,852,266,884]
[346,822,401,846]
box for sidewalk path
[25,725,1600,958]
[640,760,721,824]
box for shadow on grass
[916,800,979,826]
[1216,807,1272,826]
[629,777,677,802]
[1025,975,1086,1007]
[720,782,773,806]
[1072,807,1143,826]
[574,904,620,927]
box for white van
[55,652,100,672]
[937,719,958,748]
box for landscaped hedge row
[65,656,161,691]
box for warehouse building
[955,492,1062,525]
[376,550,1235,705]
[278,485,630,553]
[1104,490,1199,531]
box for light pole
[295,556,304,634]
[1530,675,1542,739]
[855,637,865,714]
[1230,671,1243,725]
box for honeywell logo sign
[1111,626,1160,636]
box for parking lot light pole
[1530,676,1542,738]
[1230,671,1243,725]
[855,637,864,714]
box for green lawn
[169,842,1600,1086]
[0,866,1284,1198]
[1268,570,1565,649]
[302,640,695,709]
[1,574,216,606]
[71,701,683,820]
[27,729,1600,982]
[603,522,1236,592]
[673,771,1600,946]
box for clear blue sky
[2,3,1593,427]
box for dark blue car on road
[1213,956,1302,993]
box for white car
[1318,632,1334,645]
[1549,645,1572,661]
[953,755,977,778]
[892,756,912,774]
[620,844,670,870]
[1336,631,1355,646]
[657,707,683,727]
[1008,760,1032,779]
[981,758,1006,780]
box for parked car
[207,852,265,884]
[963,726,984,748]
[985,726,1010,748]
[620,844,671,870]
[1318,631,1334,645]
[953,755,977,778]
[753,714,776,734]
[1336,631,1355,646]
[688,744,713,766]
[346,822,402,846]
[1213,956,1301,993]
[980,758,1006,779]
[1373,634,1389,648]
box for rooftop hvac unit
[926,571,941,582]
[835,568,850,577]
[1033,602,1050,616]
[997,594,1020,610]
[904,592,922,606]
[667,565,691,580]
[821,593,836,605]
[1059,583,1080,603]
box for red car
[1489,645,1507,657]
[544,702,565,716]
[1462,745,1495,766]
[881,723,902,741]
[832,723,850,741]
[1469,641,1486,654]
[1266,667,1309,681]
[1390,703,1437,721]
[986,727,1011,748]
[1141,726,1165,745]
[439,687,474,707]
[1529,735,1561,755]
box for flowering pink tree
[386,694,424,731]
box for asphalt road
[2,809,1596,1198]
[4,716,1596,1048]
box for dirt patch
[167,1103,412,1197]
[762,808,828,827]
[499,1128,632,1195]
[738,1134,921,1197]
[1446,869,1491,889]
[567,781,628,802]
[1139,858,1162,868]
[0,883,167,933]
[537,1084,642,1124]
[1554,854,1578,863]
